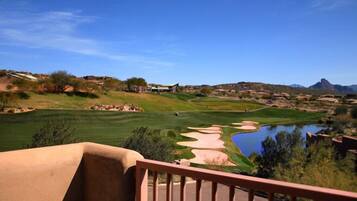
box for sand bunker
[235,125,257,130]
[177,126,235,166]
[232,120,259,130]
[187,126,222,134]
[190,149,235,166]
[177,132,224,149]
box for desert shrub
[335,106,348,115]
[200,87,212,96]
[0,92,17,111]
[38,78,56,93]
[274,142,357,193]
[16,92,30,99]
[65,91,99,98]
[0,70,6,77]
[49,71,73,93]
[126,77,147,92]
[351,106,357,119]
[28,120,77,148]
[12,79,38,91]
[82,81,101,93]
[121,127,174,162]
[255,130,357,193]
[70,78,84,92]
[6,84,14,90]
[103,78,126,91]
[166,130,177,138]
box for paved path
[148,181,267,201]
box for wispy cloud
[0,9,174,67]
[310,0,356,11]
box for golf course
[0,92,324,172]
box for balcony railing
[1,143,356,201]
[136,159,357,201]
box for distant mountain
[309,78,354,93]
[290,84,305,88]
[349,85,357,92]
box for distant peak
[320,78,331,84]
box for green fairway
[0,108,323,152]
[13,92,264,112]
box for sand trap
[235,126,257,130]
[177,126,235,166]
[232,121,258,126]
[189,149,235,166]
[188,126,221,131]
[177,132,224,149]
[242,121,259,125]
[232,120,259,130]
[188,126,222,134]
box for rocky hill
[309,79,354,93]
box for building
[6,72,38,81]
[148,83,179,93]
[306,133,357,157]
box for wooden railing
[136,159,357,201]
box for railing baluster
[268,192,274,201]
[180,176,186,201]
[211,182,218,201]
[135,166,148,201]
[196,179,202,201]
[137,159,357,201]
[248,189,254,201]
[229,185,235,201]
[152,172,158,201]
[166,173,172,201]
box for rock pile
[1,107,35,114]
[90,104,143,112]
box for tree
[255,129,304,177]
[200,87,212,96]
[103,78,126,91]
[49,71,72,93]
[28,120,77,148]
[351,106,357,119]
[335,106,348,116]
[274,142,357,192]
[0,92,17,111]
[126,77,147,92]
[255,130,357,193]
[121,127,174,162]
[11,79,38,91]
[70,78,84,92]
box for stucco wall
[0,143,143,201]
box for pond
[232,124,326,157]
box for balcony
[1,143,356,201]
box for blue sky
[0,0,356,86]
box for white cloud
[0,10,174,67]
[310,0,356,10]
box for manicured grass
[0,108,323,152]
[221,127,255,173]
[14,91,264,112]
[159,93,197,101]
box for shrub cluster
[121,127,175,162]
